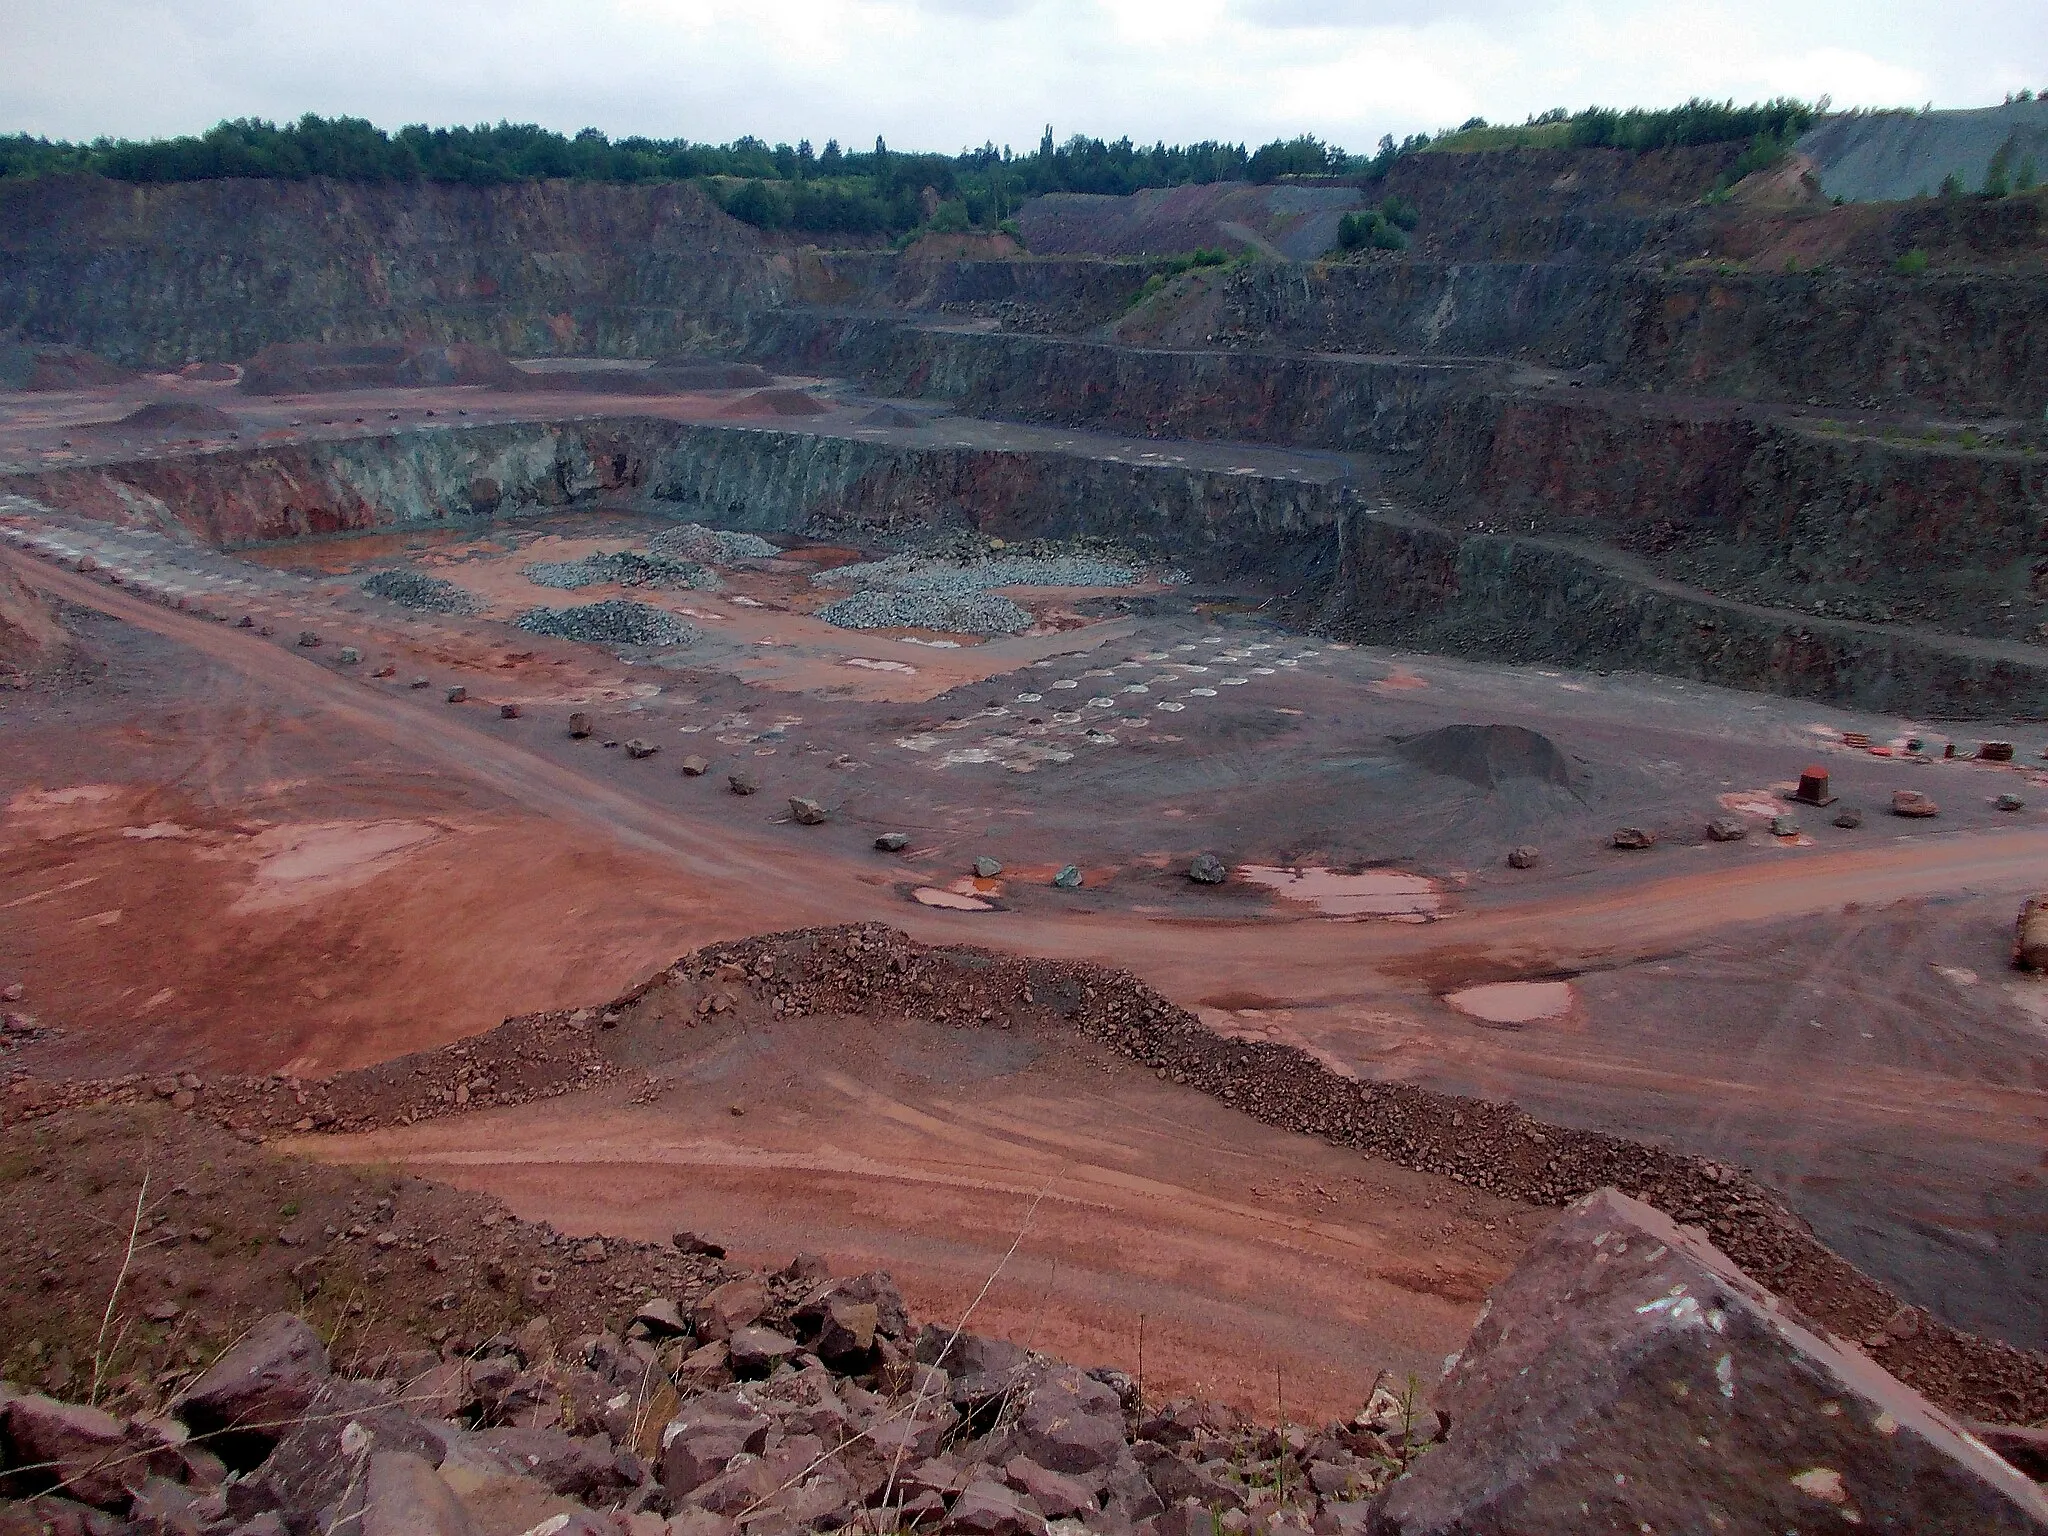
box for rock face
[1371,1188,2048,1535]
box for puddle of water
[912,886,993,911]
[1237,865,1443,919]
[1445,980,1575,1024]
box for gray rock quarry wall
[1332,511,2048,717]
[1177,261,2048,418]
[12,415,2044,715]
[0,176,784,367]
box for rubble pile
[815,588,1035,636]
[515,601,698,648]
[648,525,781,564]
[523,552,723,592]
[3,1202,2040,1534]
[358,570,483,615]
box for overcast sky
[7,0,2044,154]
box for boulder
[568,713,593,738]
[1015,1368,1126,1475]
[671,1232,726,1258]
[1769,814,1799,836]
[238,1377,451,1531]
[789,797,828,825]
[727,1327,801,1378]
[1505,846,1539,869]
[172,1313,330,1464]
[946,1477,1045,1536]
[1370,1187,2048,1534]
[2016,896,2048,973]
[625,739,659,759]
[1705,817,1747,842]
[1998,793,2026,812]
[446,686,467,704]
[1892,789,1940,818]
[471,1427,633,1501]
[797,1273,911,1342]
[355,1450,478,1536]
[1610,827,1655,850]
[814,1300,879,1370]
[498,703,520,719]
[727,773,758,796]
[973,857,1003,878]
[633,1298,689,1337]
[659,1396,772,1496]
[1005,1455,1099,1518]
[1188,853,1227,885]
[0,1393,152,1509]
[1051,865,1083,889]
[678,755,710,777]
[690,1277,768,1342]
[1833,808,1864,828]
[875,832,911,852]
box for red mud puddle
[1443,980,1576,1026]
[1238,865,1444,920]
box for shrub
[1895,248,1930,276]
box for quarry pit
[3,132,2047,1493]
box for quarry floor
[3,376,2047,1414]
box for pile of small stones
[515,601,698,648]
[360,570,483,615]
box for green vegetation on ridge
[0,99,1820,240]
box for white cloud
[0,0,2039,149]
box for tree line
[0,101,1820,238]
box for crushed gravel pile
[816,588,1034,635]
[523,550,722,591]
[648,523,781,564]
[813,549,1147,596]
[514,599,697,647]
[359,569,483,614]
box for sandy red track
[299,1010,1541,1422]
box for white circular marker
[1189,688,1217,697]
[1251,667,1275,676]
[1122,684,1148,694]
[1053,711,1082,724]
[1276,659,1299,667]
[1088,696,1115,708]
[1016,692,1042,702]
[1051,679,1078,689]
[1221,677,1247,686]
[1157,701,1185,713]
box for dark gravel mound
[106,400,239,432]
[1396,723,1572,790]
[523,551,721,591]
[718,387,831,418]
[361,569,483,614]
[515,599,697,647]
[0,344,137,391]
[856,404,925,428]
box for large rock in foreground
[1373,1188,2048,1534]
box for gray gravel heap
[514,599,698,647]
[816,588,1033,635]
[812,549,1144,596]
[360,569,482,614]
[523,551,722,591]
[649,523,780,564]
